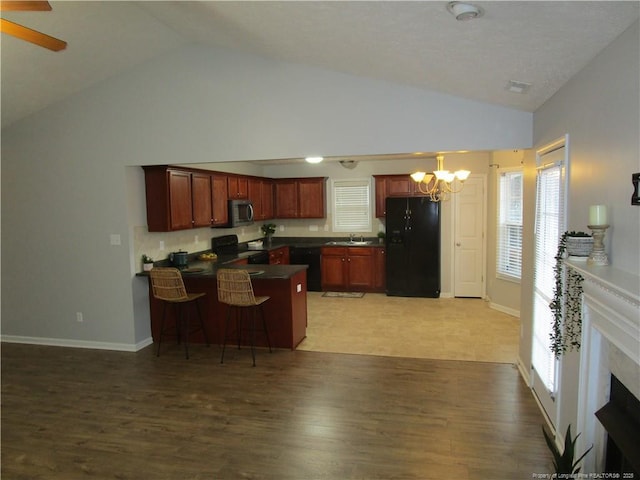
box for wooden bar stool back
[217,269,271,366]
[150,267,209,359]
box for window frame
[331,178,372,233]
[496,166,524,283]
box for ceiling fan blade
[0,18,66,51]
[0,1,51,11]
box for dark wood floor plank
[1,343,552,479]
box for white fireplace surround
[567,260,640,473]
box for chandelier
[410,155,470,202]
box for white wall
[1,44,532,349]
[520,21,640,435]
[486,150,526,317]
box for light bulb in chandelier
[410,154,470,202]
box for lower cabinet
[321,246,384,292]
[269,246,290,265]
[374,246,386,291]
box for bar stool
[150,267,209,359]
[217,269,271,366]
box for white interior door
[453,175,486,298]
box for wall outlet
[279,225,285,231]
[159,240,165,250]
[309,225,318,232]
[76,312,83,323]
[195,235,199,243]
[110,234,121,246]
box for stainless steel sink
[325,240,372,246]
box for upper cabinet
[144,166,194,232]
[191,172,214,228]
[227,174,248,199]
[248,177,274,221]
[374,174,423,218]
[211,173,229,226]
[143,166,325,231]
[275,177,326,219]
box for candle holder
[587,224,609,266]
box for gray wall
[1,44,532,349]
[520,21,639,434]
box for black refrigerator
[385,196,441,298]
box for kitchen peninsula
[139,260,308,350]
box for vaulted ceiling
[1,1,638,129]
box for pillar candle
[589,205,607,225]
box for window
[532,148,565,396]
[496,168,523,281]
[332,178,371,232]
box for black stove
[211,235,269,264]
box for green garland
[549,232,585,357]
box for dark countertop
[137,259,307,280]
[137,236,383,276]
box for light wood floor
[1,339,551,479]
[300,293,520,364]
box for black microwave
[227,199,254,227]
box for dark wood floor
[1,343,552,479]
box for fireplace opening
[595,375,640,475]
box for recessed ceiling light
[447,2,484,21]
[305,156,323,164]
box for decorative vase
[265,235,273,245]
[566,236,593,257]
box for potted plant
[564,230,593,258]
[261,223,277,244]
[542,424,592,475]
[550,232,585,356]
[377,231,386,244]
[142,254,154,271]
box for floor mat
[322,292,365,298]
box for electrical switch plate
[296,284,302,293]
[279,225,285,231]
[309,225,318,231]
[110,234,121,246]
[76,312,83,322]
[159,241,165,250]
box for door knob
[456,242,461,246]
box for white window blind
[332,179,371,232]
[532,159,565,393]
[497,168,523,281]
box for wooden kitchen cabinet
[211,173,229,226]
[320,246,375,291]
[248,177,274,221]
[274,179,298,218]
[374,174,423,218]
[274,177,326,219]
[298,178,326,218]
[228,175,249,199]
[373,246,386,292]
[143,166,194,232]
[269,246,289,265]
[191,172,213,228]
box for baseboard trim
[440,291,453,298]
[0,335,153,352]
[516,355,530,385]
[489,302,520,318]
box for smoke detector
[505,80,532,94]
[447,2,484,21]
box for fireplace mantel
[566,260,639,473]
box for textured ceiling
[1,1,638,129]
